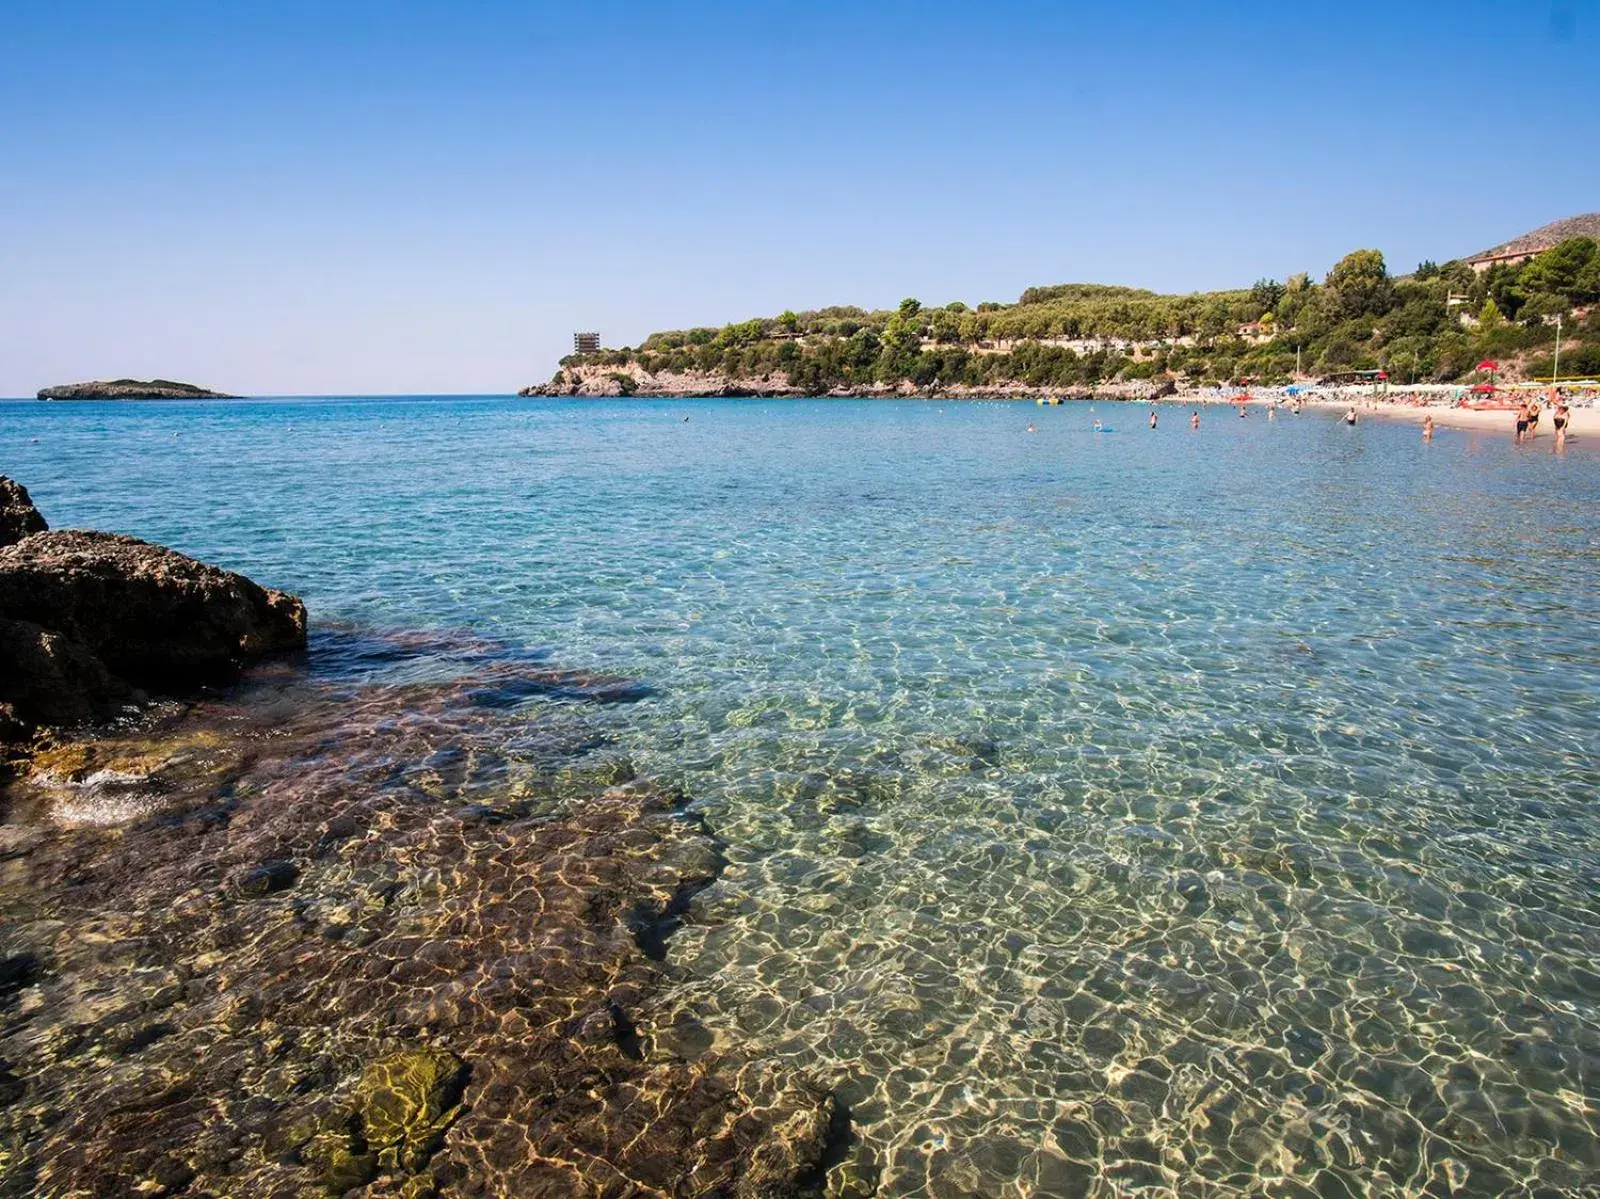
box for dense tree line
[567,239,1600,391]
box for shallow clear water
[4,396,1598,1197]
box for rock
[232,860,300,898]
[735,1078,836,1199]
[0,1059,25,1107]
[320,1146,378,1192]
[355,1049,468,1174]
[0,478,47,548]
[36,379,234,401]
[0,617,130,726]
[0,530,306,689]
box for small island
[37,378,236,401]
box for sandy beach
[1294,396,1599,439]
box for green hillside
[568,239,1600,392]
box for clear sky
[1,0,1594,396]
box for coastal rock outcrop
[36,379,235,401]
[0,483,307,747]
[520,361,1181,402]
[0,477,47,547]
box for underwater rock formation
[0,641,840,1197]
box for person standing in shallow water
[1344,407,1358,426]
[1190,410,1200,429]
[1422,414,1435,441]
[1149,409,1158,429]
[1553,398,1570,448]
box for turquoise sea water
[3,396,1598,1197]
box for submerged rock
[356,1048,468,1173]
[0,478,47,548]
[233,859,300,897]
[0,672,839,1197]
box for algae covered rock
[356,1048,468,1174]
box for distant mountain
[1467,213,1600,268]
[37,379,235,401]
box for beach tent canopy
[1477,360,1499,372]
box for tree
[1414,260,1440,280]
[1249,278,1285,314]
[1325,249,1395,320]
[1517,238,1600,304]
[1478,298,1505,331]
[778,309,800,334]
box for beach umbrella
[1470,382,1496,393]
[1376,370,1388,380]
[1476,360,1499,373]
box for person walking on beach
[1149,409,1158,429]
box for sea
[2,395,1598,1197]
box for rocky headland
[0,478,849,1198]
[36,379,235,401]
[521,362,1177,402]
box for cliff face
[37,379,234,400]
[520,362,1174,400]
[521,362,806,398]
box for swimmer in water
[1092,418,1103,432]
[1026,421,1036,434]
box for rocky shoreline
[521,363,1178,402]
[0,479,849,1198]
[36,379,235,401]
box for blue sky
[1,0,1594,395]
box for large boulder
[0,477,47,548]
[0,618,130,726]
[0,531,306,689]
[0,523,306,748]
